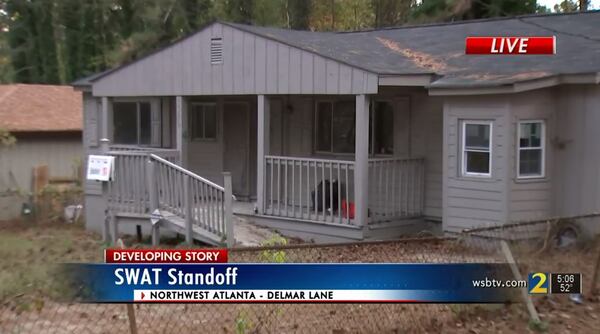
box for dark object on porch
[311,180,339,213]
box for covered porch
[252,93,428,240]
[99,89,434,240]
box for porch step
[159,211,225,246]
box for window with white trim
[462,121,492,177]
[190,102,217,140]
[517,120,545,178]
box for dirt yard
[0,220,598,333]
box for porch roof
[75,11,600,93]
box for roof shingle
[224,11,600,86]
[0,84,82,132]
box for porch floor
[231,200,431,243]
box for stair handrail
[149,153,236,200]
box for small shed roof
[0,84,82,133]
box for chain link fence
[1,216,599,333]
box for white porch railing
[106,150,231,242]
[152,155,229,238]
[107,151,150,215]
[264,156,355,224]
[367,157,425,224]
[263,155,425,225]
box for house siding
[409,91,443,219]
[0,134,82,190]
[93,23,378,97]
[0,133,82,220]
[442,96,510,233]
[507,89,556,222]
[553,85,600,219]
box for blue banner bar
[60,263,518,303]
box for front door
[223,102,250,198]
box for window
[370,101,394,155]
[316,101,355,154]
[517,121,545,178]
[113,101,152,145]
[462,121,492,177]
[210,37,223,64]
[190,103,217,140]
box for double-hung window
[462,121,492,177]
[517,120,545,178]
[113,101,152,145]
[190,102,217,140]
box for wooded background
[0,0,590,85]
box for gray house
[74,11,600,244]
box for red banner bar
[105,249,228,263]
[465,36,555,55]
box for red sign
[105,249,228,263]
[465,36,555,55]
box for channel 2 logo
[528,272,549,294]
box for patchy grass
[0,221,105,301]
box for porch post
[100,98,111,242]
[101,96,109,139]
[256,95,270,214]
[354,94,370,228]
[175,96,187,167]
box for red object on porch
[342,200,355,219]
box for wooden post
[146,159,160,246]
[591,243,600,295]
[501,241,540,323]
[223,172,234,248]
[175,96,186,167]
[100,138,111,242]
[184,174,193,245]
[101,97,109,139]
[116,239,138,334]
[354,94,370,229]
[110,215,118,245]
[256,95,270,214]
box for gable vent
[210,37,223,65]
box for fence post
[591,243,600,295]
[501,241,540,324]
[116,238,138,334]
[100,138,111,243]
[223,172,234,248]
[184,174,193,245]
[146,158,160,246]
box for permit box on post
[86,155,115,181]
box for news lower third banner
[59,263,520,303]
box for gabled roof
[0,84,82,132]
[78,10,600,90]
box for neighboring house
[74,11,600,244]
[0,84,82,220]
